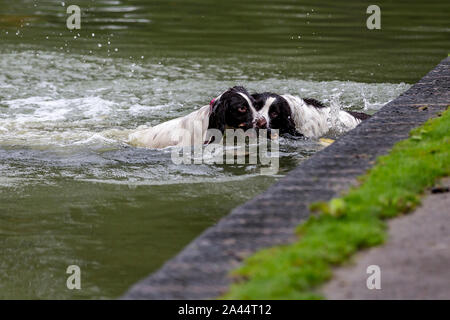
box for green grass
[223,107,450,299]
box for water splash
[0,50,410,187]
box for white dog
[128,86,266,149]
[251,92,370,138]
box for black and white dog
[251,92,370,138]
[129,86,266,148]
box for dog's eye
[270,111,278,118]
[237,106,247,113]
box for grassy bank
[223,107,450,299]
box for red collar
[209,98,216,114]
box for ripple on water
[0,50,410,187]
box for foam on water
[0,50,410,187]
[0,0,446,300]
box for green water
[0,0,448,299]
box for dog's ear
[208,99,227,133]
[251,93,265,110]
[280,111,303,138]
[286,117,303,137]
[278,96,302,137]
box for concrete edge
[122,57,450,300]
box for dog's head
[208,86,267,133]
[252,92,302,137]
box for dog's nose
[255,117,267,129]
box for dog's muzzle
[254,116,267,129]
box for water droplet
[91,33,95,37]
[141,56,144,59]
[97,43,102,48]
[114,48,118,52]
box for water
[0,0,447,299]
